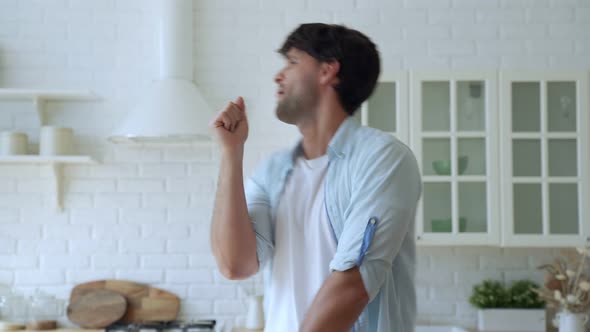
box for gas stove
[105,320,216,332]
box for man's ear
[319,60,340,87]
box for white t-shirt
[264,154,337,332]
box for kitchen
[0,0,589,331]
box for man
[210,23,422,332]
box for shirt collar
[289,116,359,163]
[327,116,359,159]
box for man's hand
[210,96,248,153]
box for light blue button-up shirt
[245,117,422,332]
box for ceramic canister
[0,131,29,155]
[39,126,74,156]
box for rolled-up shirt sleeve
[244,160,274,268]
[329,145,421,301]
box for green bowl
[432,156,469,175]
[432,160,451,175]
[431,217,467,232]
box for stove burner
[106,320,216,332]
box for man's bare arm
[210,97,258,280]
[300,267,369,332]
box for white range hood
[109,0,213,144]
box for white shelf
[0,88,100,124]
[0,155,97,164]
[0,155,98,211]
[0,88,99,101]
[0,88,100,212]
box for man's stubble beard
[275,84,318,125]
[275,96,302,124]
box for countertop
[231,327,558,332]
[232,328,548,332]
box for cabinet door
[500,71,590,247]
[354,72,409,144]
[411,71,500,246]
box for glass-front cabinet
[411,71,500,245]
[357,70,589,247]
[500,72,590,247]
[355,72,409,144]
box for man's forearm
[210,148,258,280]
[300,267,369,332]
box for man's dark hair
[278,23,380,116]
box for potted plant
[470,279,545,331]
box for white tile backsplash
[0,0,588,329]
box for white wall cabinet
[499,72,590,247]
[359,71,589,247]
[410,71,500,246]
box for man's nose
[274,70,284,84]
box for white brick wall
[0,0,588,330]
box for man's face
[274,48,321,124]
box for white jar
[0,131,29,155]
[39,126,74,156]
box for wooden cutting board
[67,289,127,328]
[69,280,180,323]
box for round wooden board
[67,289,127,328]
